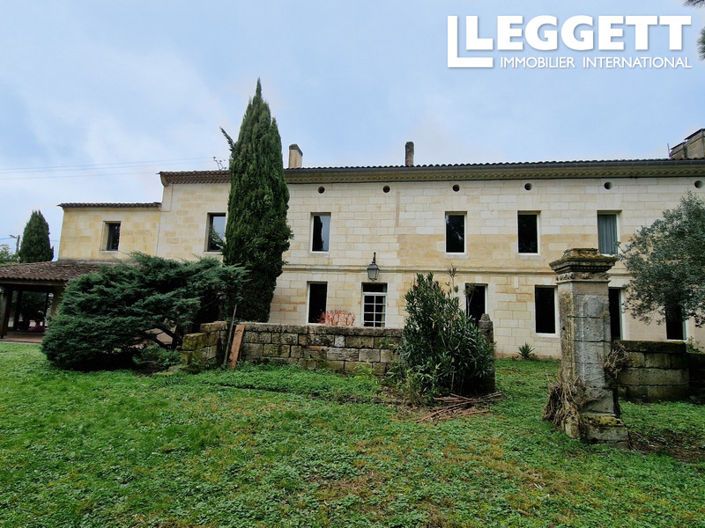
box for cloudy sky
[0,0,702,255]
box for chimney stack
[405,141,414,167]
[288,144,303,169]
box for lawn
[1,343,704,528]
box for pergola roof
[0,260,105,288]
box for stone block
[199,321,227,333]
[375,336,400,348]
[619,367,689,387]
[346,336,375,348]
[241,343,263,359]
[627,352,645,368]
[290,346,304,359]
[308,333,335,347]
[304,346,327,359]
[263,344,280,357]
[380,349,399,363]
[372,362,388,376]
[270,333,281,344]
[327,348,359,361]
[644,352,687,370]
[344,361,368,373]
[298,334,308,346]
[325,360,345,373]
[646,385,689,402]
[359,349,381,362]
[334,335,346,347]
[182,332,207,350]
[243,331,258,344]
[281,333,299,345]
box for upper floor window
[518,213,539,254]
[598,213,619,255]
[311,213,330,252]
[207,213,226,252]
[105,222,120,251]
[445,213,465,253]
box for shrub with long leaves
[398,273,494,399]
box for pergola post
[0,287,14,339]
[546,248,628,446]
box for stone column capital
[550,248,617,282]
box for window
[598,213,618,255]
[105,222,120,251]
[465,284,487,323]
[665,305,685,340]
[445,213,465,253]
[517,213,539,254]
[362,283,387,327]
[307,283,327,324]
[206,213,226,252]
[608,288,622,340]
[311,214,330,252]
[535,286,556,334]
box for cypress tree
[222,80,292,322]
[18,210,54,263]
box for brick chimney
[405,141,414,167]
[670,129,705,160]
[288,144,303,168]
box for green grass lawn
[1,343,704,528]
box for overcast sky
[0,0,702,255]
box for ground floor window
[608,288,622,340]
[665,305,685,340]
[535,286,556,334]
[307,283,327,324]
[362,283,387,327]
[465,284,486,323]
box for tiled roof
[59,202,161,209]
[0,260,107,284]
[158,158,705,186]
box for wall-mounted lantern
[366,252,380,281]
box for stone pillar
[548,248,628,445]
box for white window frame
[445,212,467,255]
[534,286,558,337]
[597,211,620,256]
[361,283,387,328]
[517,211,540,255]
[310,213,331,253]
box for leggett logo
[448,15,693,70]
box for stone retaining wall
[240,323,401,375]
[617,340,689,402]
[180,321,227,371]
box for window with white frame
[445,213,465,253]
[597,213,619,255]
[518,212,539,254]
[362,283,387,327]
[311,213,331,252]
[534,286,557,334]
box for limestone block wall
[239,323,401,375]
[156,182,230,259]
[58,207,160,260]
[617,341,690,401]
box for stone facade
[239,323,401,375]
[617,341,689,402]
[54,151,705,358]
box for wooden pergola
[0,261,103,338]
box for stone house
[36,130,705,357]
